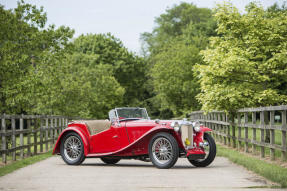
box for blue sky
[1,0,282,53]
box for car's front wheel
[149,132,179,169]
[188,133,216,167]
[60,132,85,165]
[101,157,121,164]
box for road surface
[0,156,284,191]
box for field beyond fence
[0,115,69,164]
[190,105,287,161]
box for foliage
[151,38,201,115]
[141,2,216,116]
[141,2,216,56]
[57,52,125,119]
[72,34,148,107]
[2,1,287,119]
[0,1,74,114]
[0,2,147,118]
[196,2,287,112]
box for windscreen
[116,108,149,120]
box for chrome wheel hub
[152,137,173,165]
[64,136,82,162]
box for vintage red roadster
[53,107,216,169]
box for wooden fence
[190,105,287,161]
[1,114,69,164]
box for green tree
[55,52,125,119]
[151,38,201,116]
[141,2,216,117]
[141,2,216,56]
[0,1,74,114]
[196,2,287,112]
[72,34,148,107]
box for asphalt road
[0,156,285,191]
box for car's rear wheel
[149,132,179,169]
[101,157,121,164]
[60,132,85,165]
[188,133,216,167]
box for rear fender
[53,127,90,156]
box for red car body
[54,121,211,158]
[53,107,216,168]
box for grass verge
[217,144,287,188]
[0,151,53,177]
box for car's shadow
[79,162,216,169]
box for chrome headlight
[193,121,201,132]
[171,121,181,132]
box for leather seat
[83,120,111,135]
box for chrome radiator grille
[181,124,193,148]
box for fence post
[260,111,265,158]
[54,118,57,142]
[34,119,37,155]
[237,113,241,150]
[1,114,7,163]
[226,114,231,147]
[223,113,227,145]
[270,111,275,160]
[231,114,236,148]
[45,118,49,152]
[62,118,65,131]
[40,118,43,153]
[282,110,287,161]
[244,112,248,153]
[27,119,31,157]
[50,118,54,148]
[12,118,16,161]
[217,113,222,143]
[252,112,256,154]
[20,115,24,159]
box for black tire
[60,132,85,165]
[101,157,121,164]
[149,132,179,169]
[188,133,216,167]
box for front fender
[52,127,90,156]
[200,126,212,133]
[193,126,212,147]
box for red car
[53,107,216,169]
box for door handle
[113,135,118,138]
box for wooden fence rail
[0,114,69,163]
[190,105,287,161]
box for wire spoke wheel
[149,132,179,169]
[152,137,173,165]
[63,135,82,162]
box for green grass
[217,144,287,188]
[0,151,53,177]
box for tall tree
[141,2,216,117]
[0,1,74,114]
[73,34,148,107]
[196,2,287,112]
